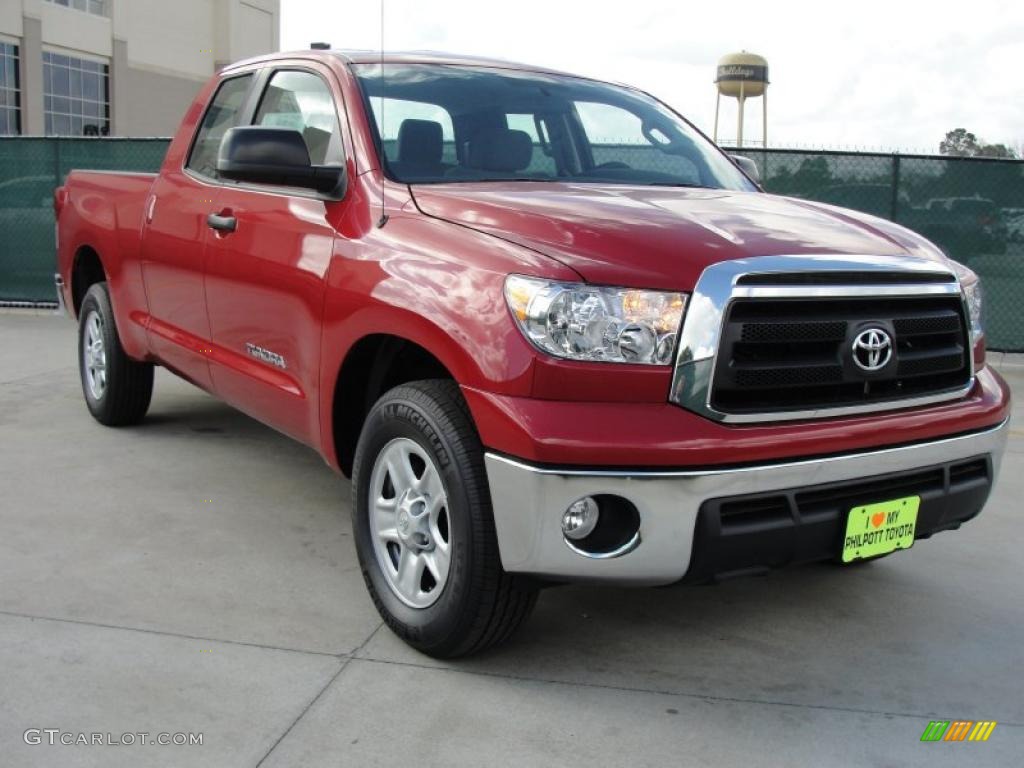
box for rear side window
[254,70,343,166]
[186,74,253,179]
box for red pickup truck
[54,50,1010,657]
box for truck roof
[222,49,577,78]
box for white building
[0,0,280,137]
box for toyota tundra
[54,50,1010,657]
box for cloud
[280,0,1022,151]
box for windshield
[352,63,756,190]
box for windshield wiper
[439,177,561,184]
[434,177,713,188]
[645,182,711,189]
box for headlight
[504,275,687,365]
[951,261,984,340]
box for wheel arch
[71,245,107,317]
[329,333,459,476]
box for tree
[940,128,1019,158]
[940,128,980,156]
[975,143,1017,159]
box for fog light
[562,497,599,540]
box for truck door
[140,73,254,390]
[202,66,346,444]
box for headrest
[469,128,533,172]
[397,119,443,165]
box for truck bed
[55,170,158,354]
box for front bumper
[484,418,1009,585]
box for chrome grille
[710,296,971,414]
[668,254,975,423]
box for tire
[352,379,538,658]
[78,282,154,426]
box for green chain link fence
[0,137,169,305]
[735,148,1024,351]
[1,138,1022,349]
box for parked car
[903,196,1008,260]
[54,50,1010,657]
[0,174,56,210]
[811,183,909,219]
[1000,207,1024,242]
[0,174,59,299]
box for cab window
[254,70,343,166]
[186,74,253,179]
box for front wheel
[352,380,538,657]
[78,282,153,426]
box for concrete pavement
[1,311,1021,767]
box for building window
[43,51,110,136]
[43,0,107,16]
[0,42,19,135]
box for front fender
[317,211,574,469]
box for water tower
[713,51,769,148]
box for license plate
[841,496,920,563]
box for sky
[280,0,1022,154]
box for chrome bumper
[484,419,1009,585]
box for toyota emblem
[851,328,893,372]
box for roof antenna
[377,0,389,228]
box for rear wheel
[78,282,153,426]
[352,380,538,657]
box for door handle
[207,212,237,233]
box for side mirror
[217,127,346,198]
[730,154,761,183]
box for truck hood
[410,183,949,289]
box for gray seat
[470,128,533,172]
[447,128,535,179]
[391,119,445,180]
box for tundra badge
[245,343,287,369]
